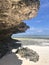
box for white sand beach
[0,45,49,65]
[17,45,49,65]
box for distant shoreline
[13,37,49,40]
[13,37,49,46]
[12,35,49,39]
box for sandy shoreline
[13,38,49,46]
[21,45,49,65]
[0,45,49,65]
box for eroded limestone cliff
[0,0,40,40]
[0,0,40,58]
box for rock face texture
[0,0,40,40]
[0,0,40,58]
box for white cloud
[37,29,43,33]
[27,27,49,34]
[28,27,43,33]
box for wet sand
[0,45,49,65]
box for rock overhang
[0,0,40,40]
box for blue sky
[12,0,49,37]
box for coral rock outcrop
[0,0,40,40]
[0,0,40,58]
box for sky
[12,0,49,37]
